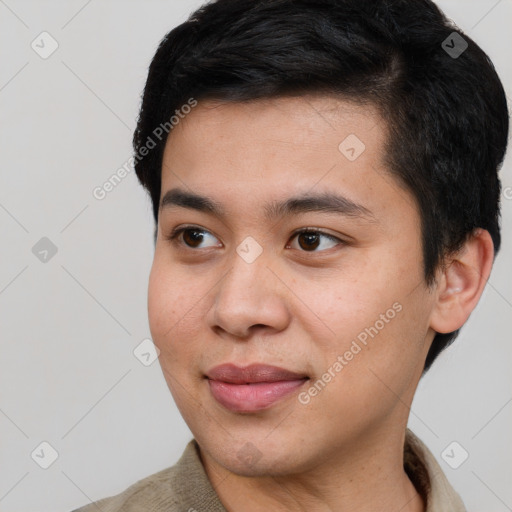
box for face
[148,95,437,477]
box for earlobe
[430,229,495,334]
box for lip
[206,363,309,412]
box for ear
[430,228,495,334]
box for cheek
[147,262,173,342]
[305,297,430,436]
[147,261,207,405]
[147,258,199,350]
[335,287,432,399]
[309,253,430,374]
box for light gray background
[0,1,511,511]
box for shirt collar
[404,429,466,511]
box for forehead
[160,95,416,225]
[163,95,384,166]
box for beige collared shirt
[72,429,466,511]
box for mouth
[205,363,310,412]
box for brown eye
[182,229,206,248]
[288,230,342,252]
[167,227,221,249]
[297,232,320,250]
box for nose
[206,249,291,339]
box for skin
[147,95,494,512]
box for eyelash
[165,225,345,253]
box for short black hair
[133,0,509,372]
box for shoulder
[71,439,226,512]
[70,464,183,512]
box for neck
[199,425,425,512]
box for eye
[287,229,343,252]
[166,226,344,253]
[166,226,221,249]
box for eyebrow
[160,187,375,222]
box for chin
[205,435,309,477]
[221,453,295,478]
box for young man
[73,0,508,510]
